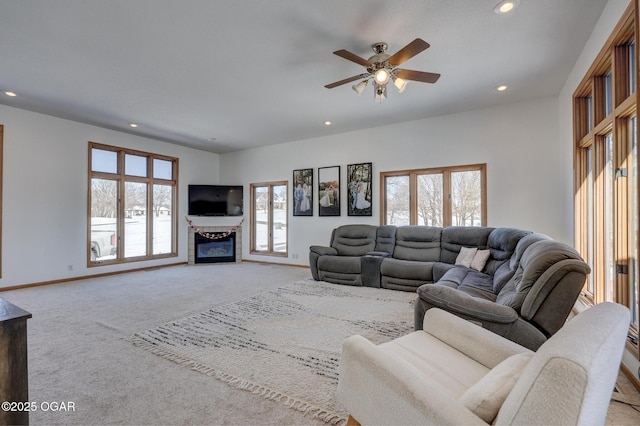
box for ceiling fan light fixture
[374,84,387,103]
[374,68,390,85]
[352,79,368,95]
[393,77,408,93]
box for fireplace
[187,221,242,265]
[194,232,236,263]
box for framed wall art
[347,162,372,216]
[318,166,340,216]
[293,168,313,216]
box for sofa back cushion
[440,226,494,264]
[375,225,397,254]
[331,224,378,256]
[393,226,442,261]
[484,228,532,275]
[496,239,580,311]
[492,233,551,293]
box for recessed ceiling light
[129,123,138,128]
[324,121,332,126]
[3,91,17,97]
[494,0,519,14]
[496,85,508,91]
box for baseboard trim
[241,259,310,269]
[0,262,187,292]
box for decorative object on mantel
[293,168,313,216]
[347,162,372,216]
[324,38,440,102]
[185,216,244,240]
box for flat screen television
[188,185,243,216]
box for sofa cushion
[433,262,457,282]
[459,352,533,423]
[318,255,362,274]
[438,268,495,300]
[331,224,378,256]
[393,226,442,261]
[440,226,494,264]
[374,225,397,254]
[492,233,551,293]
[496,240,579,311]
[483,228,532,275]
[381,258,435,281]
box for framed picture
[347,162,372,216]
[318,166,340,216]
[293,168,313,216]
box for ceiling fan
[325,38,440,102]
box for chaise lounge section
[309,224,590,349]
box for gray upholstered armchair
[414,235,591,350]
[309,224,378,286]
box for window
[573,2,638,351]
[88,142,178,265]
[381,164,486,227]
[250,181,287,256]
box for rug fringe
[127,337,347,426]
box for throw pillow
[455,247,477,268]
[470,249,491,271]
[459,352,533,423]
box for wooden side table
[0,298,32,425]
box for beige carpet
[1,262,639,425]
[129,279,415,425]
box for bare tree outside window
[385,175,410,225]
[91,179,117,218]
[417,173,443,226]
[451,171,482,226]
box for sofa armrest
[309,245,338,256]
[337,334,487,426]
[418,284,518,324]
[521,259,590,319]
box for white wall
[220,96,566,266]
[0,104,220,288]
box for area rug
[129,279,416,425]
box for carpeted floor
[129,279,415,424]
[1,262,639,425]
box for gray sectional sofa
[309,224,590,350]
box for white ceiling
[0,0,608,154]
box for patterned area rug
[129,279,416,425]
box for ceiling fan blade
[395,69,440,84]
[333,49,373,67]
[324,73,370,89]
[387,38,430,66]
